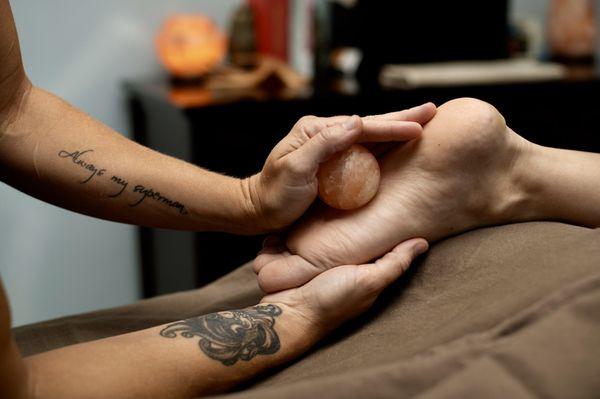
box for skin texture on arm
[255,97,600,293]
[0,239,426,399]
[0,0,26,122]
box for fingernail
[343,115,360,131]
[413,102,435,110]
[413,240,429,256]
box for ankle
[493,131,545,224]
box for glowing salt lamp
[155,14,228,78]
[548,0,597,61]
[318,144,381,210]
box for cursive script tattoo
[159,304,282,366]
[108,175,129,198]
[130,184,188,215]
[58,149,106,184]
[57,148,189,216]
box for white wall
[511,0,548,19]
[1,0,241,326]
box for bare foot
[254,98,534,293]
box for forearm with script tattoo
[0,86,259,233]
[57,147,190,215]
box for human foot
[254,98,534,293]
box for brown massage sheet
[14,222,600,398]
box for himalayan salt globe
[548,0,597,61]
[155,14,228,79]
[317,144,381,210]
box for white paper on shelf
[379,59,567,89]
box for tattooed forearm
[159,304,282,366]
[57,148,188,215]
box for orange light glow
[155,14,228,78]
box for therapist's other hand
[244,103,437,232]
[262,238,428,335]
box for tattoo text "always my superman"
[58,148,188,215]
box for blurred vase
[156,14,228,79]
[548,0,597,63]
[229,4,257,68]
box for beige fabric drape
[14,222,600,398]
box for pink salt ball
[317,144,381,210]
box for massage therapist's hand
[262,237,428,335]
[243,103,437,232]
[254,98,534,293]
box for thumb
[284,115,362,177]
[257,254,322,293]
[366,238,429,290]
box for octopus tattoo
[159,304,282,366]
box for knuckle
[296,115,319,129]
[356,269,382,294]
[299,115,318,124]
[397,256,413,274]
[252,256,266,274]
[256,265,287,294]
[295,115,324,138]
[256,269,275,293]
[390,250,413,270]
[319,125,342,143]
[280,156,299,172]
[315,125,348,154]
[280,155,310,177]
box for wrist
[238,174,269,234]
[261,301,327,350]
[240,172,287,234]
